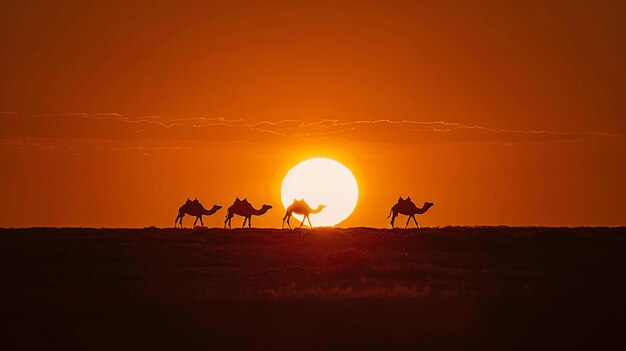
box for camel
[388,197,434,229]
[224,197,272,229]
[175,198,222,228]
[282,199,326,229]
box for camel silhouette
[175,198,222,228]
[282,199,326,229]
[224,197,272,229]
[388,197,434,229]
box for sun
[281,158,358,227]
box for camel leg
[299,216,305,228]
[287,216,292,229]
[242,216,247,228]
[228,217,232,229]
[225,215,231,229]
[248,216,251,228]
[194,217,199,226]
[175,214,182,228]
[200,216,204,227]
[282,214,288,229]
[412,215,419,228]
[177,213,185,228]
[307,215,313,229]
[390,212,397,228]
[405,215,411,229]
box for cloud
[0,140,59,150]
[0,113,620,149]
[254,119,620,144]
[299,120,620,144]
[108,146,191,151]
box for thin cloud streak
[0,113,620,149]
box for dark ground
[1,227,625,350]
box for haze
[1,1,624,227]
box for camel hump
[398,196,414,204]
[234,197,244,205]
[397,196,414,204]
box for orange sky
[1,0,624,227]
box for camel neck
[416,205,429,214]
[251,207,267,215]
[311,206,323,214]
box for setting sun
[281,158,358,227]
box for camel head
[311,204,326,214]
[211,205,223,211]
[424,202,434,209]
[261,204,273,211]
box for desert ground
[1,227,625,350]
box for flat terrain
[1,227,625,350]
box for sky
[1,0,624,227]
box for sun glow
[281,158,358,227]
